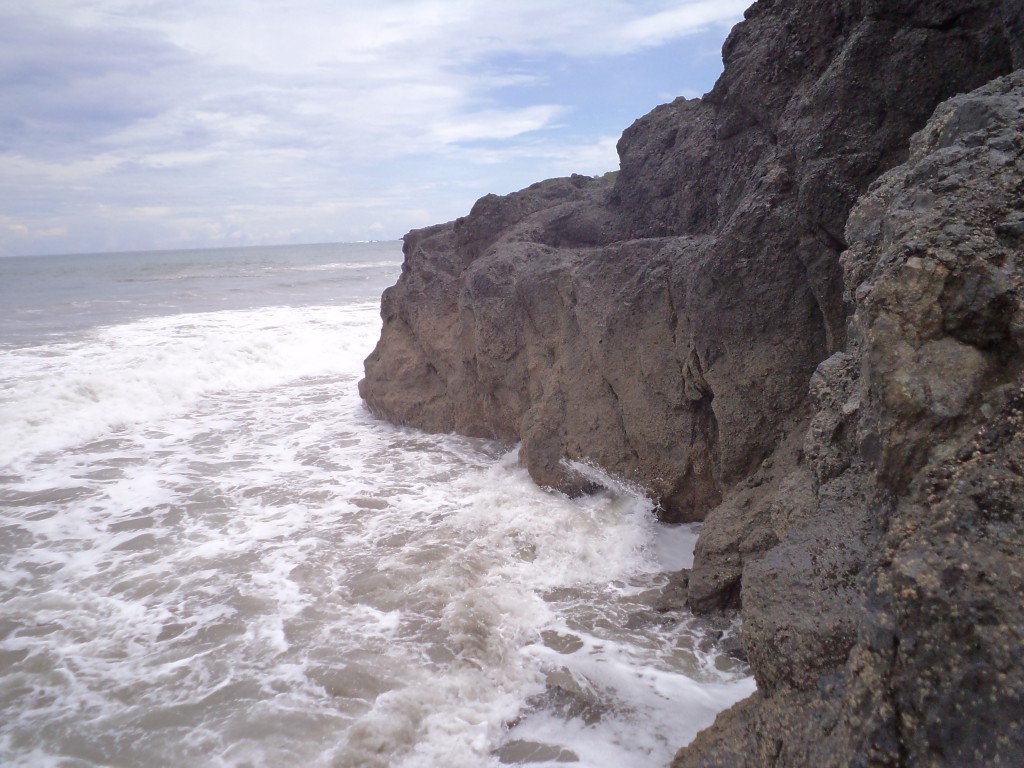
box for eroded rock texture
[676,69,1024,768]
[361,0,1014,528]
[360,0,1024,764]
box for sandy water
[0,242,753,767]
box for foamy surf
[0,243,753,768]
[0,303,380,469]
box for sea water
[0,242,753,768]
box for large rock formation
[360,0,1023,764]
[675,67,1024,768]
[362,0,1015,524]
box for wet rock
[496,740,579,764]
[529,667,608,726]
[718,632,748,665]
[539,630,585,655]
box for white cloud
[111,0,743,67]
[0,0,747,255]
[619,1,751,49]
[431,105,567,143]
[0,217,68,241]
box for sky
[0,0,749,257]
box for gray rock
[358,0,1024,764]
[678,69,1024,768]
[361,0,1015,531]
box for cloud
[0,0,747,255]
[619,1,751,49]
[0,9,189,156]
[431,105,567,143]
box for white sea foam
[0,282,753,767]
[288,260,403,272]
[0,303,380,469]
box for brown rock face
[361,0,1014,527]
[360,0,1023,764]
[676,69,1024,768]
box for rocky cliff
[360,0,1023,764]
[675,67,1024,768]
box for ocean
[0,242,753,768]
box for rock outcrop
[362,0,1015,525]
[360,0,1023,764]
[675,68,1024,768]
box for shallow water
[0,243,753,767]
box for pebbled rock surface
[360,0,1024,764]
[676,69,1024,768]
